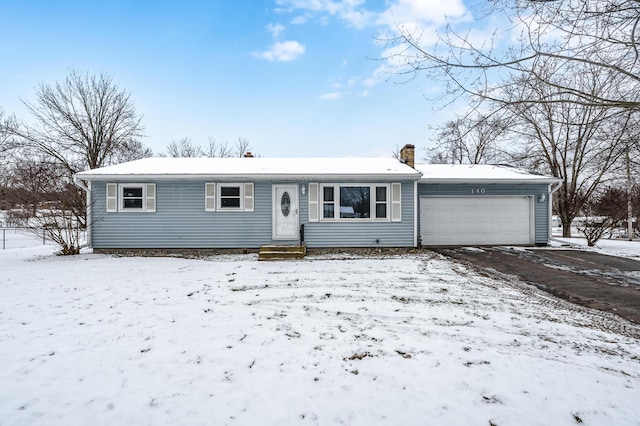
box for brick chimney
[400,144,415,168]
[243,152,254,158]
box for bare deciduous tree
[387,0,640,110]
[428,114,509,164]
[3,71,149,254]
[7,70,147,175]
[167,137,202,157]
[110,139,153,164]
[7,156,61,216]
[203,137,232,158]
[503,62,631,236]
[1,154,84,254]
[615,114,640,240]
[35,181,86,255]
[0,108,16,156]
[0,109,16,209]
[166,136,254,158]
[578,187,629,246]
[234,137,251,157]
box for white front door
[273,184,299,240]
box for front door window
[281,192,291,217]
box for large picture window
[340,186,370,218]
[321,184,389,221]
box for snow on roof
[75,158,559,184]
[75,157,421,181]
[415,163,561,184]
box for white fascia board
[419,178,562,185]
[76,173,423,182]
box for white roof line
[79,172,422,181]
[75,157,423,181]
[414,163,560,183]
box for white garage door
[420,196,533,246]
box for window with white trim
[122,186,143,209]
[219,184,242,209]
[322,186,335,219]
[320,184,390,221]
[204,183,254,212]
[106,183,156,213]
[375,186,387,218]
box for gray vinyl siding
[90,180,416,249]
[91,181,276,248]
[417,183,551,245]
[300,180,416,248]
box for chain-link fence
[1,226,88,251]
[0,228,49,249]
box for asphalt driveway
[435,247,640,325]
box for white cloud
[291,15,307,25]
[267,22,286,39]
[254,41,306,62]
[362,62,393,88]
[319,91,342,100]
[277,0,469,31]
[273,0,476,99]
[378,0,470,31]
[276,0,374,29]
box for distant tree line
[163,136,252,158]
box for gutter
[73,175,91,248]
[419,178,562,185]
[73,174,89,192]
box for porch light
[539,193,546,203]
[301,185,306,195]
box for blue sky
[0,0,474,159]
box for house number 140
[471,188,486,194]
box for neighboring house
[74,145,561,250]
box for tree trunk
[561,218,573,238]
[626,146,633,241]
[557,187,574,238]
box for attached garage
[415,164,561,247]
[420,196,533,246]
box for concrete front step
[258,244,306,261]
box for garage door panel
[420,196,532,246]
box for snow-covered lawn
[552,237,640,261]
[1,233,640,425]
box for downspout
[414,180,418,248]
[73,175,91,248]
[548,181,562,243]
